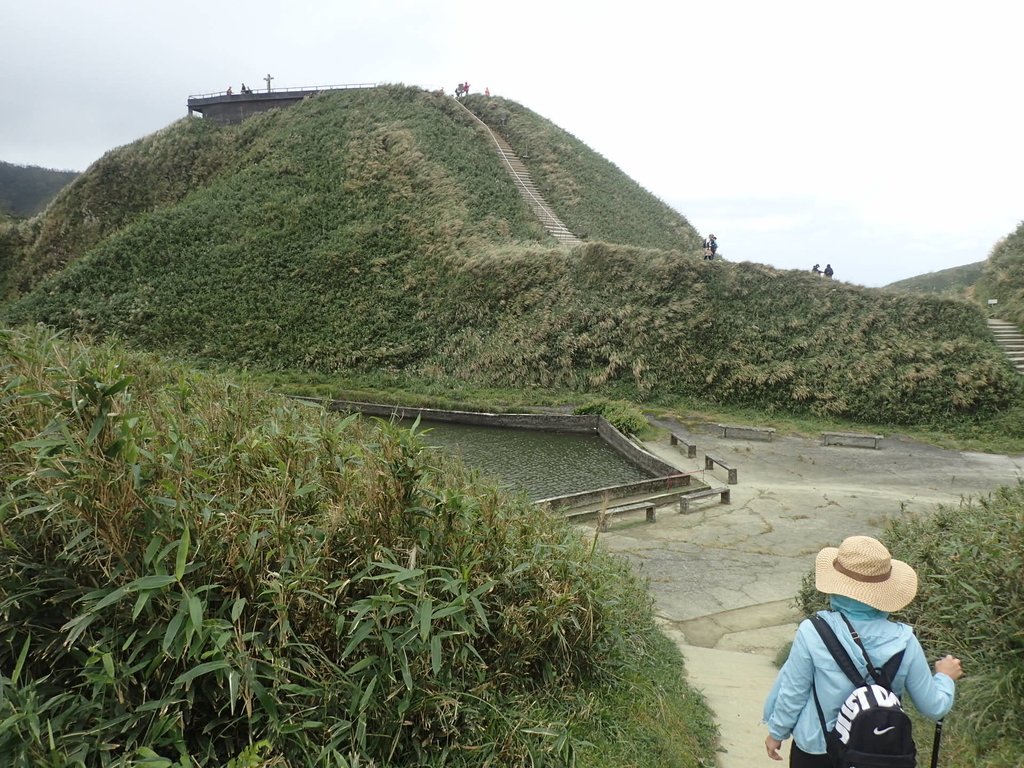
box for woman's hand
[935,655,963,681]
[765,735,784,761]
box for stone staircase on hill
[453,99,582,247]
[987,318,1024,374]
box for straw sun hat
[815,536,918,612]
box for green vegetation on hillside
[0,84,1020,428]
[883,260,985,298]
[0,160,78,218]
[976,221,1024,327]
[798,486,1024,767]
[0,326,715,766]
[463,95,702,251]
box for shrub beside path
[590,423,1024,767]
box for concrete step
[461,100,582,246]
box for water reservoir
[406,419,655,501]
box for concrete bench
[562,483,697,528]
[680,486,731,512]
[637,484,702,512]
[717,423,776,442]
[821,431,883,449]
[593,500,657,531]
[669,430,697,458]
[704,453,738,484]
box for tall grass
[0,325,715,766]
[976,221,1024,327]
[462,95,702,252]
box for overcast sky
[3,0,1021,287]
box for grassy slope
[0,85,1020,426]
[1,119,239,298]
[429,246,1022,423]
[0,326,715,766]
[463,95,703,251]
[976,221,1024,326]
[883,260,985,298]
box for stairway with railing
[987,318,1024,374]
[454,99,581,247]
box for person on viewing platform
[226,86,233,96]
[824,264,834,279]
[763,536,963,766]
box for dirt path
[591,423,1023,767]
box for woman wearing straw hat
[763,536,963,766]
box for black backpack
[810,612,917,768]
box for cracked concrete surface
[581,422,1023,767]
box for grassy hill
[883,260,985,298]
[0,160,78,218]
[0,84,1020,427]
[976,221,1024,326]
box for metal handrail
[187,82,378,100]
[451,98,579,244]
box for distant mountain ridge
[0,161,78,218]
[0,84,1019,425]
[884,261,985,297]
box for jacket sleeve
[763,621,815,740]
[901,632,955,720]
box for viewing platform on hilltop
[187,79,377,124]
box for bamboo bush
[0,326,714,766]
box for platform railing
[187,82,378,100]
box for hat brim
[815,546,918,612]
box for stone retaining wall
[597,418,678,476]
[320,399,599,431]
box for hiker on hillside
[812,264,822,275]
[763,536,963,766]
[824,264,834,279]
[703,234,718,260]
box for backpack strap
[809,613,868,744]
[880,649,906,691]
[810,613,866,687]
[836,613,900,691]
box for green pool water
[401,419,654,501]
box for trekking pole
[929,719,943,768]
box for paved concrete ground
[585,421,1023,767]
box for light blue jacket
[763,596,956,754]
